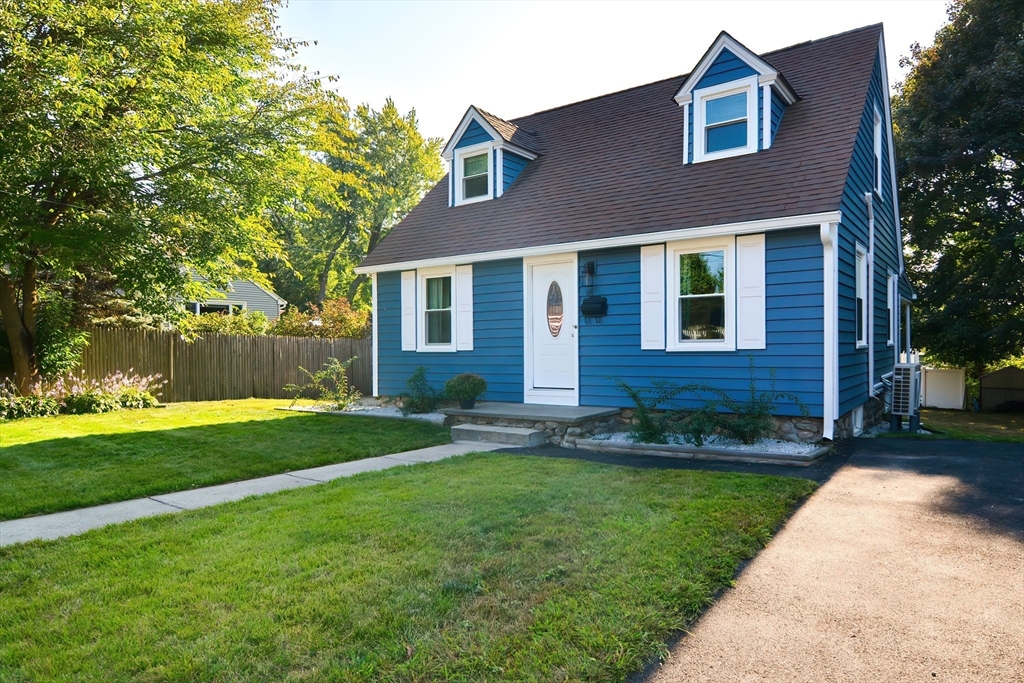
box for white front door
[525,254,578,405]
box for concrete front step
[451,423,548,447]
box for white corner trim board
[371,272,379,396]
[820,221,839,440]
[355,210,843,275]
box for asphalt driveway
[641,437,1023,682]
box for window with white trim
[873,106,883,195]
[453,143,493,206]
[693,76,759,163]
[416,266,456,351]
[424,276,452,345]
[887,272,897,346]
[666,236,735,351]
[855,244,868,348]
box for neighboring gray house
[188,277,288,320]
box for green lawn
[877,408,1024,442]
[0,453,815,682]
[0,400,450,521]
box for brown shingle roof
[475,107,540,155]
[360,24,882,269]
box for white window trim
[666,235,736,352]
[886,271,896,347]
[417,265,457,352]
[452,142,494,207]
[873,106,883,196]
[855,243,868,349]
[692,76,759,163]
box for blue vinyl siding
[837,48,902,415]
[770,88,786,144]
[577,228,824,417]
[757,86,763,150]
[455,120,494,149]
[376,260,524,401]
[694,49,758,89]
[502,152,529,192]
[686,103,694,163]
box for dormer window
[462,152,489,199]
[692,76,759,163]
[453,143,494,206]
[705,92,748,153]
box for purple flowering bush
[0,371,165,420]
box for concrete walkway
[645,440,1024,683]
[0,442,499,547]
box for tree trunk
[345,224,385,303]
[316,237,348,307]
[0,265,39,394]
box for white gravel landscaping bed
[589,430,821,455]
[283,404,448,425]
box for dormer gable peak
[674,32,798,106]
[441,106,539,162]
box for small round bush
[118,388,158,410]
[444,373,487,402]
[63,391,121,415]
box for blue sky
[277,1,950,142]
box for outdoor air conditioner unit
[891,363,921,416]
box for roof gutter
[355,210,842,274]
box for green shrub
[615,380,687,445]
[117,388,158,410]
[444,373,487,403]
[399,367,442,415]
[284,356,361,411]
[616,358,809,445]
[0,392,61,420]
[63,390,122,415]
[674,358,810,445]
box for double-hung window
[855,244,868,348]
[424,276,452,345]
[705,93,748,154]
[462,153,489,200]
[693,76,758,162]
[453,144,493,206]
[666,237,735,351]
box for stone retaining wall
[446,413,624,448]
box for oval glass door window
[546,281,563,337]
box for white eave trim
[877,32,906,278]
[673,32,797,107]
[355,210,842,274]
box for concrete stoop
[451,423,548,447]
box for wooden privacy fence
[77,326,372,403]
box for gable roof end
[674,31,798,105]
[441,105,540,160]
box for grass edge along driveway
[0,399,450,521]
[0,453,816,682]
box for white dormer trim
[441,106,538,163]
[692,76,759,163]
[453,141,494,207]
[674,32,797,107]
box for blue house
[355,25,913,442]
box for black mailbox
[580,295,608,318]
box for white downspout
[865,193,876,395]
[820,221,839,440]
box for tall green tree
[893,0,1024,373]
[269,99,443,309]
[0,0,336,393]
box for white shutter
[401,270,416,351]
[736,234,766,350]
[456,265,474,351]
[640,244,666,350]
